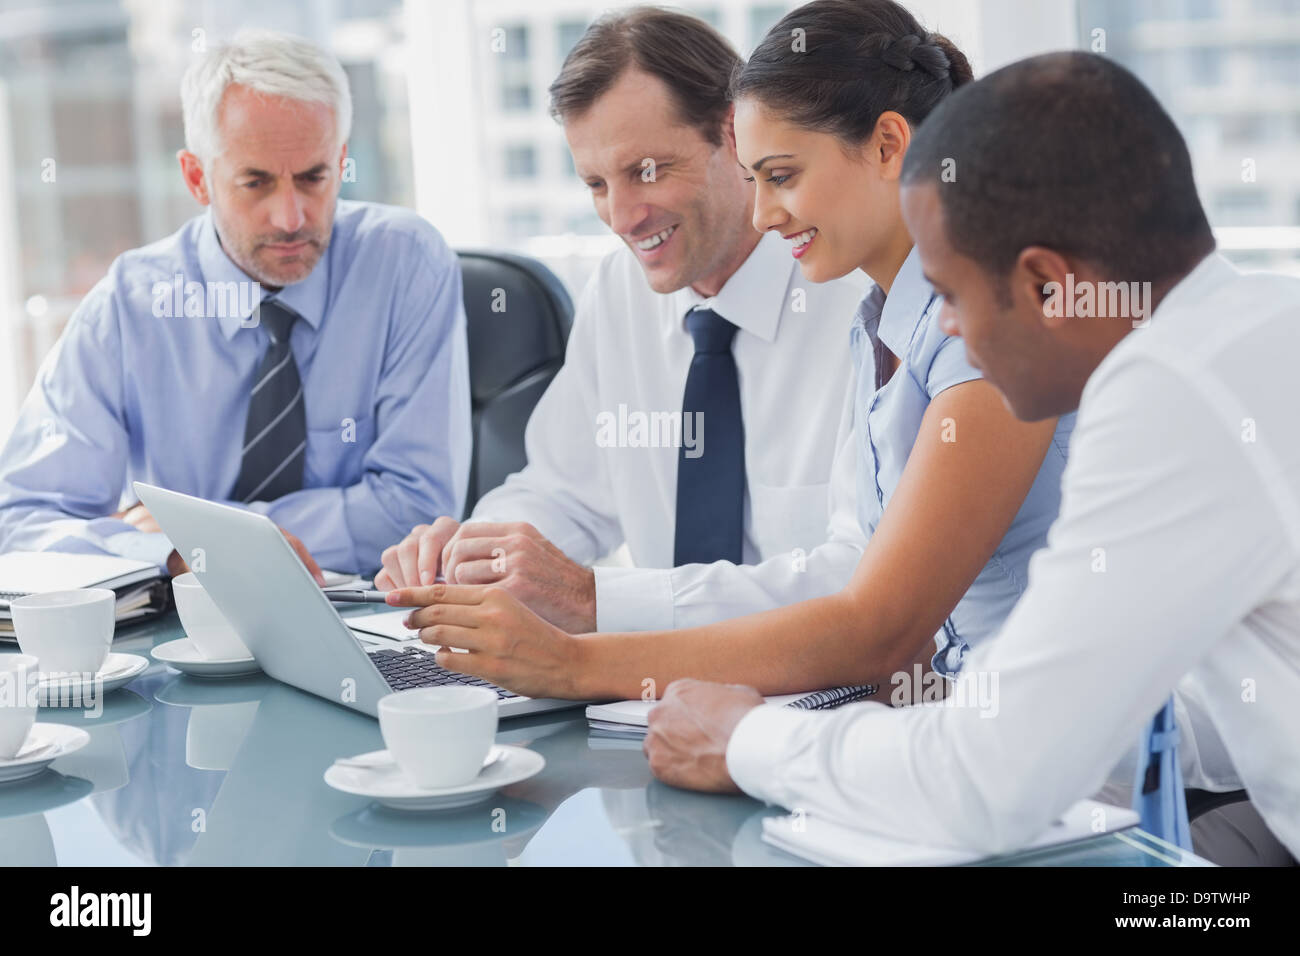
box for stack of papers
[344,609,414,644]
[587,684,877,740]
[761,800,1140,866]
[0,551,166,639]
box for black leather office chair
[456,250,574,517]
[1185,788,1249,821]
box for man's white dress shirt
[471,230,870,631]
[727,252,1300,858]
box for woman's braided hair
[732,0,974,143]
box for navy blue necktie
[673,308,745,565]
[1133,695,1192,850]
[231,299,307,504]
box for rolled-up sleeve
[919,308,982,399]
[0,278,172,567]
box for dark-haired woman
[389,0,1074,706]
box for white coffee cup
[172,572,251,660]
[0,654,38,759]
[11,589,114,678]
[378,686,498,789]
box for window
[1184,0,1222,18]
[500,82,532,111]
[1256,45,1300,86]
[557,19,587,59]
[690,7,721,29]
[1220,114,1270,146]
[748,5,787,50]
[1079,0,1300,247]
[1125,0,1222,22]
[1254,0,1300,14]
[505,208,543,240]
[500,24,529,61]
[1185,47,1222,87]
[504,144,538,180]
[566,208,606,235]
[496,22,532,112]
[1216,188,1272,225]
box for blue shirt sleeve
[916,302,983,398]
[0,272,174,568]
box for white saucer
[0,724,91,783]
[324,744,545,811]
[36,653,149,706]
[151,638,260,678]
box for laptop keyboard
[370,647,521,699]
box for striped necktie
[1133,695,1192,850]
[231,299,307,504]
[673,307,745,566]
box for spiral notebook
[587,684,877,739]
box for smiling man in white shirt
[376,8,867,633]
[644,51,1300,862]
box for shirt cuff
[104,530,175,572]
[593,565,674,632]
[725,703,819,806]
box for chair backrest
[456,250,574,517]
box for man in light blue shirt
[0,30,470,575]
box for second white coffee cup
[11,588,115,677]
[172,572,251,660]
[0,654,38,759]
[378,686,498,788]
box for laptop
[134,482,581,719]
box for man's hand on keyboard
[384,583,588,699]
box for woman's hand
[385,583,589,699]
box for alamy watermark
[595,404,704,458]
[49,886,151,936]
[1043,273,1152,329]
[151,274,261,325]
[890,663,999,718]
[0,668,104,718]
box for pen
[325,590,391,604]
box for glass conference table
[0,610,1212,867]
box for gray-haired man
[0,29,471,577]
[378,8,868,636]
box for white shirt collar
[1149,250,1237,327]
[672,231,792,343]
[853,245,934,356]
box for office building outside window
[3,0,1295,433]
[1078,0,1300,274]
